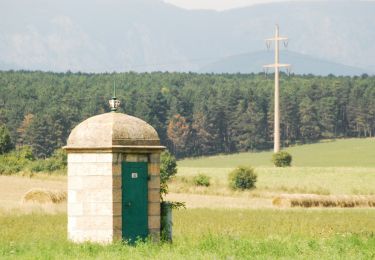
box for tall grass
[1,209,375,259]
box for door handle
[125,202,132,207]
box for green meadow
[1,138,375,258]
[178,138,375,168]
[173,138,375,196]
[1,209,375,259]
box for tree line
[0,71,374,158]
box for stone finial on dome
[109,82,121,112]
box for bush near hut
[228,166,257,190]
[193,174,211,187]
[272,151,292,167]
[160,151,178,199]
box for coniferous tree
[0,124,13,154]
[299,97,321,141]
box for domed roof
[66,112,161,149]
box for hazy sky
[163,0,370,11]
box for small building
[64,97,165,243]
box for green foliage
[0,146,34,175]
[0,71,374,160]
[30,149,67,173]
[193,174,211,187]
[272,151,292,167]
[0,146,66,175]
[25,113,72,158]
[0,125,13,154]
[160,151,177,199]
[228,166,257,190]
[17,146,35,161]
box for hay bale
[273,194,375,208]
[23,189,67,204]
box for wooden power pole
[263,25,290,153]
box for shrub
[29,148,67,173]
[17,146,35,161]
[272,151,292,167]
[160,151,177,199]
[0,164,23,175]
[228,166,257,190]
[0,146,35,175]
[193,174,211,187]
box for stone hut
[64,111,165,243]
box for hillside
[200,51,369,76]
[178,138,375,168]
[1,1,375,74]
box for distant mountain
[200,51,370,76]
[1,0,375,75]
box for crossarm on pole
[263,64,291,69]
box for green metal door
[122,162,148,242]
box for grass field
[1,138,375,258]
[1,209,375,259]
[173,167,375,196]
[173,138,375,198]
[178,138,375,168]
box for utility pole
[263,25,290,153]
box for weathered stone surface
[148,216,161,229]
[149,164,160,175]
[149,228,161,242]
[68,176,114,190]
[68,162,113,176]
[113,230,122,241]
[125,154,148,162]
[68,202,120,216]
[148,202,160,216]
[68,189,119,203]
[68,153,114,163]
[66,112,164,243]
[69,230,114,244]
[112,153,123,164]
[66,113,161,148]
[149,153,160,164]
[113,201,122,216]
[112,163,121,176]
[148,176,160,189]
[148,189,160,203]
[70,216,115,230]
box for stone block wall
[68,153,118,243]
[68,151,161,243]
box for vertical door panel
[122,162,148,242]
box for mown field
[179,138,375,168]
[1,138,375,258]
[174,138,375,197]
[1,209,375,259]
